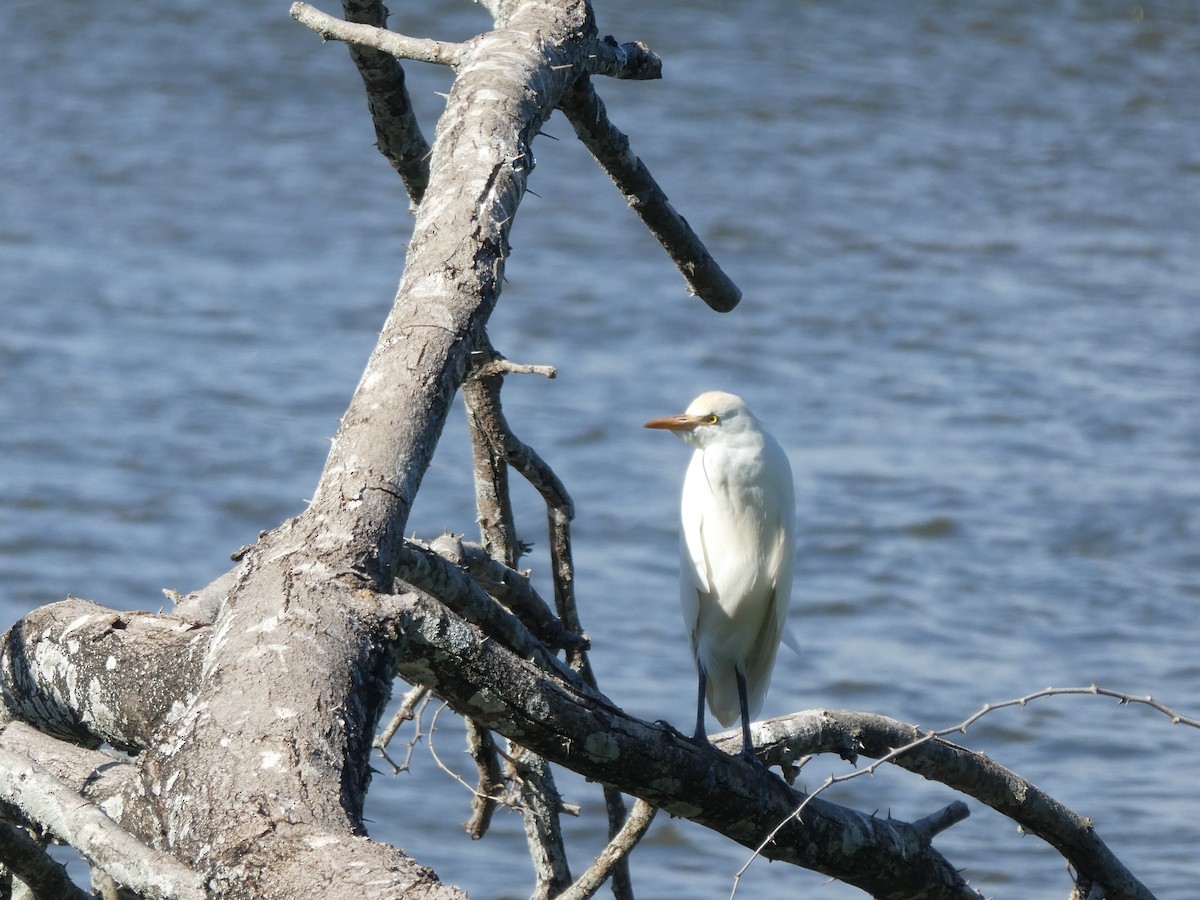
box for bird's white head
[643,390,757,450]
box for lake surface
[3,1,1198,897]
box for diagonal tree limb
[0,821,93,900]
[558,74,741,312]
[0,750,207,900]
[339,0,434,207]
[426,534,587,652]
[380,589,982,900]
[556,798,656,900]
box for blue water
[3,1,1198,897]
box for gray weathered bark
[0,2,1157,899]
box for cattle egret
[644,391,795,758]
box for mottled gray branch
[0,750,206,900]
[428,531,585,651]
[382,590,981,900]
[396,540,578,677]
[744,710,1153,900]
[0,599,208,752]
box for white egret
[644,391,795,758]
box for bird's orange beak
[644,413,703,432]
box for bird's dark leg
[735,666,757,761]
[693,664,708,743]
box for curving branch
[738,709,1155,900]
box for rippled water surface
[3,1,1199,897]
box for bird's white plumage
[647,391,795,731]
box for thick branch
[396,540,581,675]
[381,590,980,899]
[0,599,208,751]
[426,534,586,651]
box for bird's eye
[704,414,719,425]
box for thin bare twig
[375,683,430,752]
[556,798,657,900]
[463,718,504,839]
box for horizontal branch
[291,3,464,67]
[395,541,587,675]
[0,599,209,751]
[291,3,662,84]
[0,749,207,900]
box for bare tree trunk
[0,2,1161,899]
